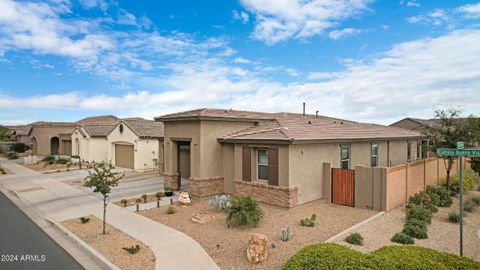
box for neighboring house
[6,124,32,145]
[72,118,164,172]
[29,115,120,156]
[155,108,423,207]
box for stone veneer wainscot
[234,180,298,208]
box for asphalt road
[0,192,84,270]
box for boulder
[246,233,268,264]
[178,191,191,206]
[191,212,215,224]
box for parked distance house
[72,118,164,172]
[155,108,423,207]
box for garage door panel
[115,144,134,169]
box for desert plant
[120,199,128,207]
[155,192,165,199]
[281,227,292,242]
[122,244,141,254]
[226,196,264,228]
[167,206,176,214]
[403,218,428,239]
[405,203,433,224]
[83,162,124,234]
[448,211,461,223]
[209,194,231,212]
[345,232,363,246]
[42,155,55,162]
[408,192,438,213]
[446,170,480,193]
[0,166,6,175]
[300,214,317,227]
[55,158,69,165]
[391,233,414,245]
[470,196,480,205]
[141,194,148,203]
[164,186,174,196]
[10,142,27,153]
[463,200,476,213]
[425,186,452,207]
[79,217,91,224]
[6,151,18,160]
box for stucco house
[72,118,164,172]
[7,124,32,145]
[155,108,423,207]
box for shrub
[10,143,27,153]
[446,170,480,193]
[405,203,433,224]
[372,246,480,270]
[42,155,55,162]
[226,196,264,228]
[141,194,148,203]
[6,151,18,160]
[470,196,480,206]
[135,198,142,204]
[283,243,375,270]
[463,200,476,213]
[120,199,128,207]
[167,206,176,214]
[408,192,438,213]
[164,186,173,192]
[155,192,165,199]
[402,218,428,239]
[0,166,6,175]
[79,217,90,224]
[471,157,480,174]
[55,158,69,164]
[391,233,414,245]
[447,211,461,223]
[208,194,231,212]
[300,214,316,227]
[345,232,364,246]
[425,186,452,207]
[122,244,141,254]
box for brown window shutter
[242,147,251,181]
[268,148,279,186]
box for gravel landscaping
[61,216,155,270]
[139,197,376,270]
[22,162,81,172]
[335,190,480,262]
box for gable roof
[81,124,118,137]
[121,118,164,138]
[77,115,120,125]
[155,108,277,122]
[219,113,422,143]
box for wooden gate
[332,168,355,207]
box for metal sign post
[436,142,480,257]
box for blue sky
[1,0,480,125]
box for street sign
[457,141,464,150]
[437,148,480,157]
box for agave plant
[209,194,231,212]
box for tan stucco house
[72,118,164,172]
[155,108,423,207]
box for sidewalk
[0,160,220,270]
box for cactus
[310,214,317,222]
[281,227,291,242]
[208,194,231,212]
[300,213,317,227]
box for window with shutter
[242,147,251,181]
[268,148,278,186]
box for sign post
[436,142,480,257]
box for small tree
[84,162,124,234]
[422,109,476,189]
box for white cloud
[407,1,421,8]
[406,9,451,26]
[233,10,250,24]
[238,0,372,45]
[457,2,480,18]
[117,9,137,26]
[78,0,108,11]
[307,71,340,80]
[285,68,300,77]
[233,57,252,64]
[328,28,364,40]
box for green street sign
[457,141,464,150]
[437,148,480,157]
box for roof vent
[308,121,312,124]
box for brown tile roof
[76,115,120,125]
[122,118,164,138]
[82,124,118,137]
[31,121,77,127]
[219,113,423,143]
[155,108,277,122]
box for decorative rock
[246,233,268,264]
[178,191,191,206]
[191,212,215,224]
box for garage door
[115,144,134,169]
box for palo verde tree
[422,109,477,190]
[84,162,124,234]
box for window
[340,145,350,169]
[258,149,269,180]
[417,141,421,159]
[407,142,412,161]
[371,143,378,167]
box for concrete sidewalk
[0,160,219,270]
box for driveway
[0,191,83,270]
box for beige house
[155,108,423,207]
[72,118,164,172]
[7,124,32,145]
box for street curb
[325,211,385,243]
[45,218,120,270]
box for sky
[0,0,480,125]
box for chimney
[316,111,319,118]
[303,102,306,115]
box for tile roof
[155,108,277,122]
[122,118,164,138]
[219,113,423,143]
[76,115,120,125]
[82,124,118,137]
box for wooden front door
[332,168,355,207]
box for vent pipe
[316,111,319,118]
[303,102,306,115]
